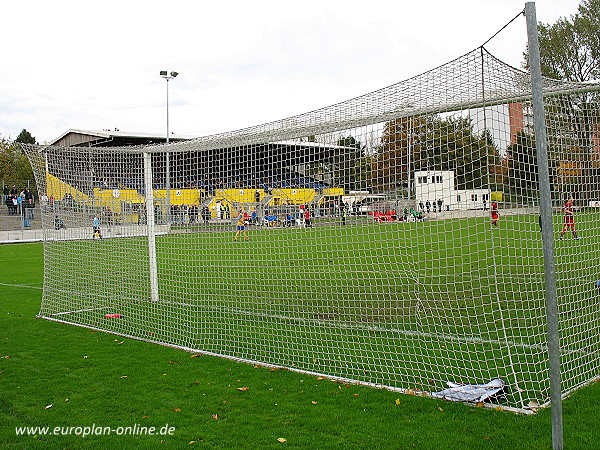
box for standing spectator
[437,198,443,212]
[255,190,261,203]
[16,193,23,217]
[425,200,431,213]
[26,198,34,220]
[40,193,49,214]
[202,205,210,224]
[2,185,8,206]
[6,194,14,215]
[419,201,424,212]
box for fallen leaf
[277,438,287,443]
[476,402,484,408]
[2,356,11,359]
[395,399,401,405]
[82,356,89,359]
[168,361,182,364]
[174,408,181,412]
[211,414,219,420]
[188,441,196,444]
[484,436,492,440]
[190,354,202,358]
[45,404,53,409]
[316,377,325,381]
[353,394,359,398]
[120,376,128,379]
[269,368,278,372]
[311,401,318,405]
[438,407,444,412]
[64,398,69,402]
[142,416,149,419]
[236,387,250,391]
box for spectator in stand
[40,193,49,214]
[6,194,14,215]
[26,198,34,219]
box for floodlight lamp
[170,71,178,78]
[160,70,168,76]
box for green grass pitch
[1,227,599,448]
[36,212,600,411]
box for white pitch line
[0,282,43,290]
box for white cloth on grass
[431,378,505,402]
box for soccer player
[304,207,312,228]
[490,201,499,227]
[234,210,249,241]
[559,196,579,240]
[93,215,102,239]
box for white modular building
[414,170,491,211]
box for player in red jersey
[490,201,499,227]
[559,196,579,240]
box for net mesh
[23,47,600,412]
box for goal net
[23,46,600,413]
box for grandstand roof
[50,129,195,147]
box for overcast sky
[1,0,582,144]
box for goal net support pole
[526,3,563,448]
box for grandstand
[41,138,355,224]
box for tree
[15,129,36,145]
[505,131,539,201]
[373,115,501,194]
[0,136,34,180]
[333,136,370,192]
[523,0,600,199]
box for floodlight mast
[159,70,178,224]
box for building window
[418,176,428,184]
[471,194,478,202]
[457,195,462,202]
[435,175,443,183]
